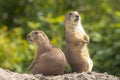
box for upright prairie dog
[27,30,66,75]
[65,11,93,73]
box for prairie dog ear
[39,31,49,41]
[83,34,89,43]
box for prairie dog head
[27,30,49,46]
[65,11,81,25]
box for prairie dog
[65,11,93,73]
[27,30,67,75]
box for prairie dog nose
[76,15,79,19]
[27,35,30,39]
[27,35,33,42]
[74,15,79,21]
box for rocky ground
[0,68,119,80]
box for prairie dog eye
[76,15,79,18]
[35,31,38,35]
[69,13,72,15]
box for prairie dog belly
[65,11,93,73]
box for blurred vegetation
[0,0,120,76]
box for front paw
[82,39,89,44]
[83,34,89,44]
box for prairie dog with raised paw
[65,11,93,73]
[27,30,67,75]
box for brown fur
[27,30,66,75]
[65,11,93,73]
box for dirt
[0,68,119,80]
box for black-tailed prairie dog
[27,30,67,75]
[65,11,93,73]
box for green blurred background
[0,0,120,76]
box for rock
[0,68,119,80]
